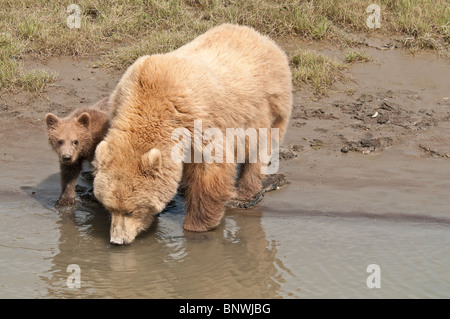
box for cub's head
[45,112,91,165]
[93,140,182,245]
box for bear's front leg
[56,162,82,206]
[183,162,236,232]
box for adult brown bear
[93,24,292,245]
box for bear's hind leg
[235,162,263,201]
[183,162,236,232]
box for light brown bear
[93,24,292,245]
[45,97,109,206]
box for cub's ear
[77,112,91,129]
[94,141,108,167]
[45,113,60,129]
[141,148,162,174]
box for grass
[100,30,198,70]
[16,69,58,93]
[0,31,57,92]
[385,0,450,50]
[290,49,348,95]
[0,0,448,92]
[344,50,374,63]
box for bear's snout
[110,237,125,245]
[62,154,72,162]
[109,213,139,246]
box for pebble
[341,146,349,153]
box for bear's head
[45,112,92,165]
[93,140,182,245]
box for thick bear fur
[93,24,292,245]
[45,97,109,206]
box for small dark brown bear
[45,97,109,206]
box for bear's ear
[45,113,60,129]
[94,141,108,167]
[141,148,162,174]
[77,112,91,129]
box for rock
[279,147,298,160]
[291,144,304,153]
[377,114,389,124]
[342,135,393,154]
[261,173,289,192]
[380,101,394,111]
[292,121,306,127]
[341,146,349,153]
[360,134,374,147]
[279,144,304,160]
[418,144,448,158]
[310,139,324,148]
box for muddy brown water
[0,44,449,298]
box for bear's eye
[57,140,64,146]
[73,140,79,146]
[125,210,134,216]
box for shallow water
[0,171,449,298]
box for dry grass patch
[290,49,348,95]
[344,50,374,63]
[0,31,57,92]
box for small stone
[380,101,393,111]
[360,134,374,147]
[377,115,389,124]
[291,144,303,153]
[341,146,349,153]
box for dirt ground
[0,38,449,220]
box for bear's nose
[62,155,72,162]
[110,237,125,245]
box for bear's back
[172,24,289,88]
[169,24,291,127]
[109,24,291,131]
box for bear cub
[45,97,109,206]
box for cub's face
[93,141,181,245]
[45,113,91,165]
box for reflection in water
[3,170,449,298]
[34,172,290,298]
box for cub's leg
[56,162,82,206]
